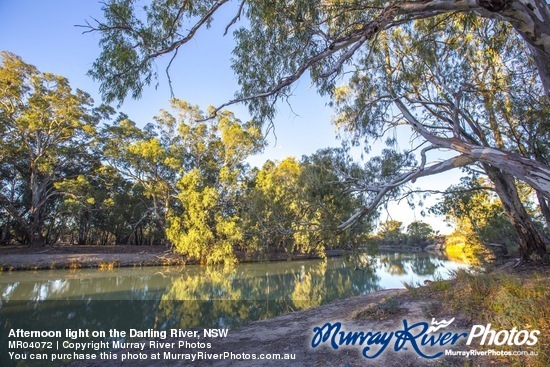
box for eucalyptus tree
[99,113,182,240]
[0,52,107,246]
[85,1,550,258]
[298,148,373,248]
[244,148,371,256]
[245,158,304,254]
[332,15,549,259]
[161,100,264,263]
[406,221,434,247]
[55,165,161,246]
[377,220,404,246]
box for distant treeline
[371,220,439,249]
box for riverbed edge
[0,248,350,271]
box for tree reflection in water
[0,252,467,356]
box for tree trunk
[29,165,46,247]
[536,191,550,237]
[395,100,550,197]
[485,165,548,260]
[28,207,46,247]
[28,221,46,247]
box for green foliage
[406,221,434,246]
[378,220,403,238]
[244,158,304,255]
[0,53,374,259]
[88,0,227,103]
[81,0,550,263]
[99,113,181,239]
[161,100,264,264]
[0,51,109,246]
[85,1,550,261]
[374,219,435,249]
[244,148,372,258]
[432,176,519,249]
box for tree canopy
[2,1,549,262]
[0,51,108,246]
[83,0,549,260]
[0,52,373,262]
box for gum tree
[85,0,550,259]
[0,52,106,246]
[161,100,264,264]
[332,15,549,259]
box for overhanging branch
[338,154,475,230]
[394,98,550,197]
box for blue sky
[0,0,339,164]
[0,1,460,233]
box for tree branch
[338,154,475,230]
[224,0,246,36]
[394,97,550,197]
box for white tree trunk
[395,100,550,198]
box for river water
[0,251,467,366]
[0,251,466,302]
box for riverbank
[0,245,346,271]
[0,245,184,271]
[67,262,548,367]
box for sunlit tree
[162,100,264,263]
[85,0,550,260]
[0,52,108,246]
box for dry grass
[353,296,406,321]
[97,260,120,270]
[411,268,550,367]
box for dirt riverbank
[69,288,474,367]
[0,245,344,270]
[0,245,185,270]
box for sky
[0,1,461,234]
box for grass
[410,268,550,367]
[421,300,443,318]
[97,260,120,270]
[68,262,82,270]
[353,296,405,320]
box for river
[0,250,467,366]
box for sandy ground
[0,245,185,270]
[0,245,338,270]
[66,288,472,367]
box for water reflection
[0,252,462,304]
[0,252,467,305]
[0,252,466,366]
